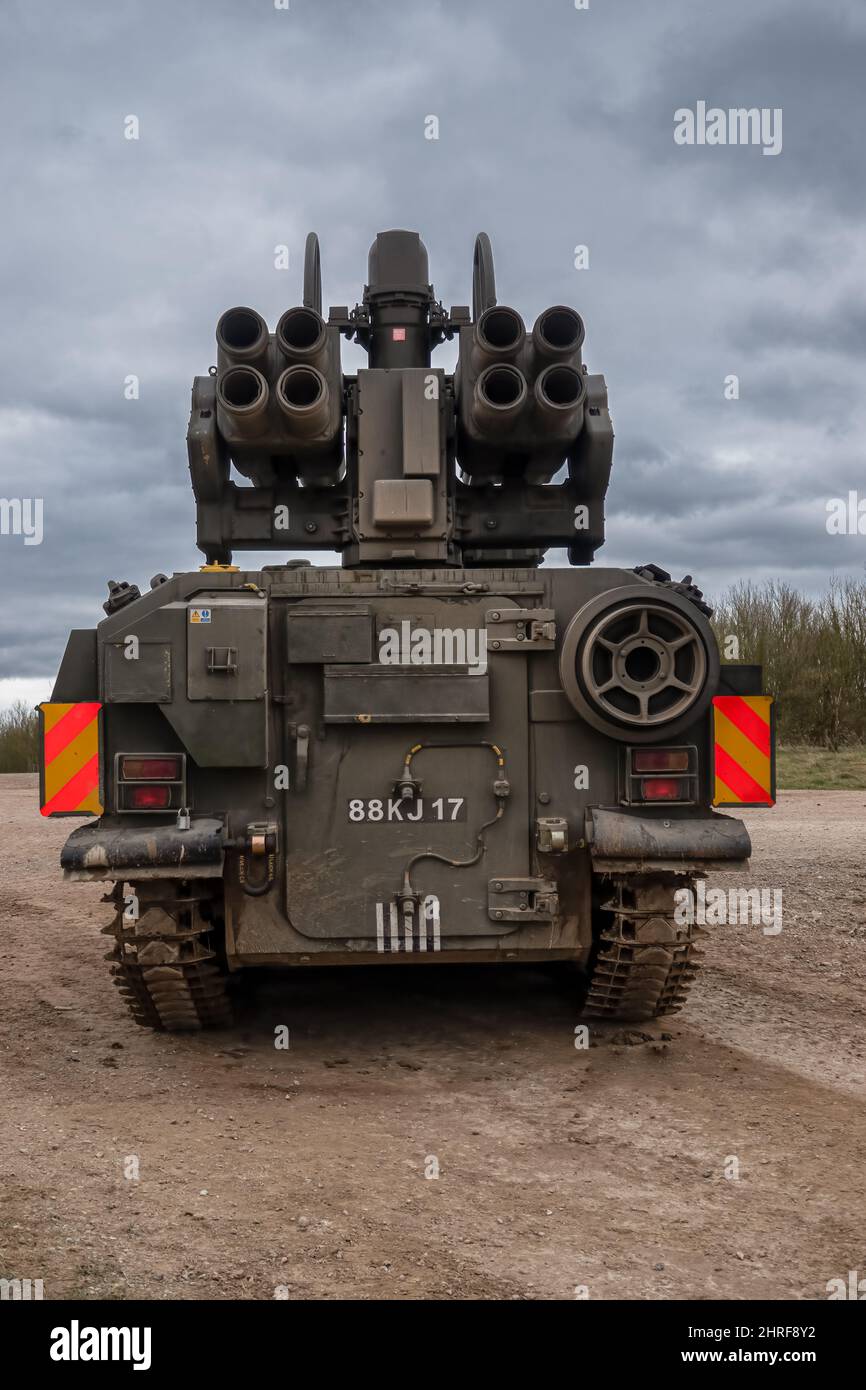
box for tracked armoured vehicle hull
[53,561,756,1030]
[39,229,774,1031]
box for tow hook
[224,822,278,897]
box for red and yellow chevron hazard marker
[712,695,775,807]
[39,703,103,817]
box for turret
[186,230,613,567]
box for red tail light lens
[623,746,697,804]
[120,756,182,781]
[643,777,685,801]
[115,752,185,812]
[127,785,172,810]
[632,749,690,773]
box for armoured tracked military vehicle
[39,231,775,1031]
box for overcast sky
[1,0,864,706]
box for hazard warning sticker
[39,703,103,817]
[189,608,212,624]
[712,695,775,808]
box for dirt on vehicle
[1,773,864,1301]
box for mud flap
[60,818,225,881]
[586,807,751,874]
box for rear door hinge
[488,877,559,922]
[485,607,556,651]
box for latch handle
[295,724,311,791]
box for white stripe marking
[423,894,441,952]
[418,902,427,952]
[389,901,400,953]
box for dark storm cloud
[596,0,866,215]
[0,0,864,687]
[737,300,866,360]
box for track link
[106,886,232,1032]
[109,954,232,1031]
[582,874,703,1021]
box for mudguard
[60,818,225,881]
[586,807,751,873]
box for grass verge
[777,744,866,790]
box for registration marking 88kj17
[348,797,466,822]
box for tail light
[127,785,172,810]
[632,749,690,773]
[120,756,182,781]
[642,777,685,801]
[115,753,186,813]
[622,746,698,805]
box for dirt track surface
[1,774,864,1301]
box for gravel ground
[1,774,864,1301]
